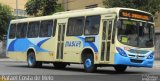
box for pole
[16,0,18,19]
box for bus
[7,7,155,72]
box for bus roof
[10,7,153,23]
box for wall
[58,0,104,11]
[0,0,28,17]
[0,0,27,10]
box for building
[0,0,28,18]
[58,0,104,11]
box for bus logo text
[65,41,81,47]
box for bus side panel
[77,36,100,64]
[7,39,27,61]
[63,36,83,63]
[8,52,27,61]
[7,38,52,61]
[37,37,57,61]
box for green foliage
[25,0,64,16]
[0,3,13,40]
[103,0,160,15]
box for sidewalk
[0,58,25,62]
[153,60,160,69]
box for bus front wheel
[114,65,127,72]
[83,54,97,73]
[27,52,42,68]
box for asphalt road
[0,62,160,81]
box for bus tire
[53,62,67,69]
[27,52,42,68]
[83,54,97,73]
[114,65,127,72]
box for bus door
[101,15,116,63]
[56,23,66,61]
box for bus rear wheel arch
[81,49,97,73]
[27,49,42,68]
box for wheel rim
[85,58,92,68]
[28,55,35,66]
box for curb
[0,58,25,63]
[153,61,160,69]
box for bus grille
[128,54,145,58]
[128,49,149,54]
[130,59,143,63]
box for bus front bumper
[114,53,154,68]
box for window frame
[66,16,85,36]
[16,22,28,38]
[108,21,112,40]
[53,19,57,37]
[27,21,40,38]
[39,20,53,37]
[9,24,17,39]
[112,18,117,44]
[84,15,101,35]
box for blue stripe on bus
[8,38,49,52]
[37,38,50,47]
[88,42,98,52]
[8,39,17,51]
[76,36,98,53]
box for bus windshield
[117,19,154,48]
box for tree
[0,3,13,40]
[103,0,160,15]
[25,0,64,16]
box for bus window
[53,20,57,37]
[85,15,100,35]
[102,21,107,40]
[39,20,53,37]
[27,21,40,38]
[67,17,84,36]
[108,21,112,40]
[16,23,28,38]
[9,24,16,39]
[112,19,117,44]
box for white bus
[7,7,155,72]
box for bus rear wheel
[53,62,67,69]
[114,65,127,72]
[83,54,97,73]
[27,52,42,68]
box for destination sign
[119,10,153,22]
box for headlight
[147,52,154,59]
[116,47,127,57]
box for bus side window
[84,15,100,35]
[39,20,53,37]
[16,23,27,38]
[27,21,40,38]
[9,24,16,39]
[53,20,57,37]
[108,21,112,40]
[112,20,116,44]
[67,17,84,36]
